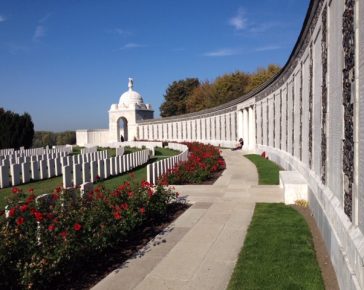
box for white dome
[119,78,145,106]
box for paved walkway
[92,150,283,290]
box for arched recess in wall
[117,117,128,142]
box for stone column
[249,106,256,149]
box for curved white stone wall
[136,1,364,289]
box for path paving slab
[92,150,283,290]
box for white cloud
[33,25,46,41]
[114,28,132,36]
[0,15,6,22]
[121,42,145,49]
[229,8,247,30]
[255,45,281,51]
[204,48,238,57]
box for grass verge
[228,203,324,290]
[0,147,178,208]
[245,154,281,185]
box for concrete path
[92,150,283,290]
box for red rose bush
[0,180,178,289]
[160,142,225,184]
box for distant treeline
[0,108,34,149]
[32,131,76,148]
[160,64,281,117]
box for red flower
[26,194,35,204]
[8,207,16,217]
[139,207,145,215]
[59,231,68,239]
[73,223,81,231]
[113,212,121,220]
[33,211,43,221]
[48,224,56,231]
[20,205,28,212]
[120,203,129,210]
[55,186,62,193]
[51,193,60,201]
[28,188,34,194]
[11,187,20,194]
[16,217,24,225]
[127,191,134,198]
[96,175,100,181]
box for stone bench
[279,171,308,205]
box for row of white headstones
[62,149,150,188]
[0,150,111,189]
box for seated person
[232,138,244,151]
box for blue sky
[0,0,309,131]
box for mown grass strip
[245,154,281,185]
[228,203,324,290]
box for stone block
[21,162,30,183]
[10,164,21,186]
[31,161,40,180]
[73,163,82,186]
[0,165,9,188]
[279,171,308,204]
[82,162,90,183]
[116,147,124,156]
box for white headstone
[80,182,94,198]
[73,164,82,186]
[97,160,105,179]
[82,162,90,183]
[47,159,55,178]
[104,159,110,178]
[21,162,30,183]
[90,161,97,182]
[10,163,21,186]
[39,160,48,179]
[31,161,40,180]
[0,165,10,188]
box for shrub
[0,180,178,289]
[160,142,225,184]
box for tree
[213,71,251,106]
[186,81,216,113]
[246,64,281,92]
[159,78,200,117]
[0,108,34,149]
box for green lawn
[228,203,324,290]
[0,147,178,208]
[245,154,281,185]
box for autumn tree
[246,64,281,92]
[186,81,216,113]
[159,78,200,117]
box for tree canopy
[160,64,281,116]
[159,78,200,117]
[0,108,34,149]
